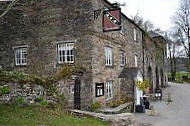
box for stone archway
[160,69,164,88]
[147,66,153,93]
[156,67,159,89]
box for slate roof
[118,67,140,78]
[149,31,162,38]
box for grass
[0,104,109,126]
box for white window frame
[14,48,27,66]
[57,42,74,64]
[120,51,126,66]
[134,28,137,41]
[135,54,138,67]
[95,83,104,97]
[106,81,113,100]
[120,19,124,34]
[105,47,113,66]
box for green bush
[37,96,44,102]
[175,73,183,83]
[16,97,25,105]
[1,85,10,94]
[40,100,49,107]
[91,101,101,111]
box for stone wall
[0,83,54,104]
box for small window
[15,48,27,66]
[135,54,138,67]
[134,28,138,41]
[120,51,126,66]
[95,83,104,97]
[105,47,113,66]
[57,42,74,63]
[106,81,113,100]
[120,19,124,34]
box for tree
[131,13,155,32]
[0,0,18,19]
[172,0,190,60]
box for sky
[108,0,179,31]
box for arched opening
[147,66,153,93]
[156,67,159,89]
[160,69,164,88]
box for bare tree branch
[0,0,19,19]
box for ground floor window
[95,83,104,97]
[106,81,113,100]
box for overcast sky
[108,0,179,31]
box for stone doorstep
[69,109,137,126]
[99,102,134,114]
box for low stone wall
[69,109,138,126]
[0,82,56,105]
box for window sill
[96,95,104,98]
[105,65,114,68]
[106,97,113,102]
[15,64,27,67]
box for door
[74,78,81,109]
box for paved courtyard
[135,82,190,126]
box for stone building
[0,0,167,110]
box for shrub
[91,101,101,111]
[36,96,45,102]
[1,85,10,94]
[40,100,49,107]
[16,97,25,106]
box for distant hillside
[166,58,189,73]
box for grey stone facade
[0,0,167,110]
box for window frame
[135,54,138,67]
[120,19,124,34]
[133,28,138,41]
[105,46,113,66]
[106,81,113,100]
[95,83,104,97]
[120,50,126,66]
[14,47,27,66]
[57,42,74,64]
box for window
[57,42,74,63]
[106,81,113,100]
[120,19,124,34]
[15,48,27,66]
[134,28,138,41]
[105,47,113,66]
[120,51,126,66]
[135,54,138,67]
[95,83,104,97]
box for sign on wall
[103,8,121,32]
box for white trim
[57,42,75,64]
[105,46,113,66]
[106,81,113,100]
[12,45,28,50]
[53,40,77,45]
[120,50,126,66]
[14,47,27,66]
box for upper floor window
[57,42,74,64]
[135,54,138,67]
[120,19,124,34]
[15,48,27,66]
[105,47,113,66]
[120,51,126,66]
[134,28,138,41]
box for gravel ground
[135,82,190,126]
